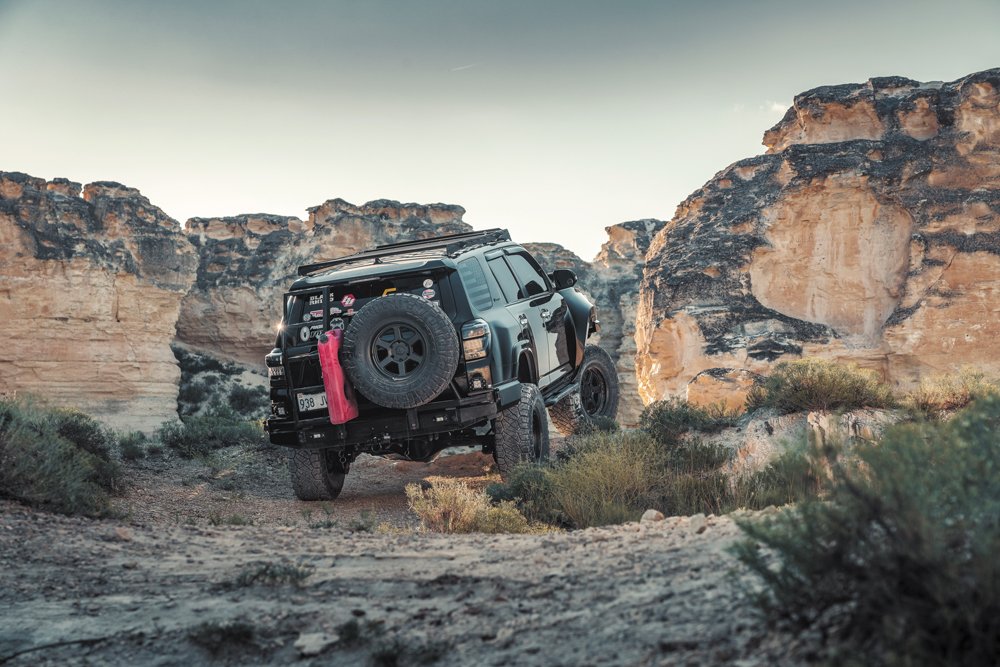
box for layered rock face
[0,172,197,431]
[636,68,1000,408]
[178,200,471,365]
[527,218,666,424]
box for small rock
[688,513,707,534]
[640,509,665,523]
[294,631,339,657]
[112,527,133,542]
[122,561,139,570]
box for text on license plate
[297,392,328,412]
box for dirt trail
[0,446,800,666]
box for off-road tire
[342,293,460,409]
[493,383,550,480]
[550,345,620,435]
[288,448,348,501]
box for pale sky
[2,0,998,259]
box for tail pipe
[317,329,359,425]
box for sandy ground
[0,444,804,666]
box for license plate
[297,392,328,413]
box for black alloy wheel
[580,365,610,417]
[371,322,427,379]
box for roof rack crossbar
[297,228,511,276]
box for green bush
[118,431,147,461]
[487,464,562,525]
[158,408,265,458]
[734,395,1000,665]
[0,398,122,516]
[639,397,739,444]
[172,345,241,376]
[746,358,895,415]
[178,379,210,406]
[227,384,269,416]
[491,397,825,528]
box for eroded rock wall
[636,68,1000,407]
[0,172,197,431]
[177,199,472,365]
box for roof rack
[297,228,511,276]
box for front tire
[288,448,348,501]
[550,345,620,435]
[493,383,550,480]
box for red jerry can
[317,329,359,425]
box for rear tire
[550,345,620,435]
[288,448,348,501]
[493,383,550,480]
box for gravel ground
[0,444,805,666]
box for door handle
[540,308,551,322]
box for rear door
[486,252,550,386]
[503,251,572,385]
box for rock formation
[0,172,197,431]
[526,218,667,424]
[177,199,471,365]
[636,68,1000,408]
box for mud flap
[318,329,359,425]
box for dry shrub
[905,367,1000,416]
[746,358,895,414]
[405,480,534,534]
[639,397,739,444]
[547,430,666,527]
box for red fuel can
[317,329,359,425]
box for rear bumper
[266,383,520,449]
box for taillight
[461,319,490,361]
[265,348,284,378]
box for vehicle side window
[505,253,549,298]
[487,257,521,303]
[458,258,493,311]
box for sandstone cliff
[636,68,1000,409]
[177,199,471,365]
[526,218,666,424]
[0,172,197,431]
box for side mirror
[549,269,577,290]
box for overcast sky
[2,0,998,258]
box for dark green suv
[264,228,619,501]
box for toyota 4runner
[264,228,619,501]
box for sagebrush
[158,406,265,458]
[0,398,122,516]
[735,394,1000,665]
[489,398,821,529]
[746,358,894,414]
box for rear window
[458,258,493,311]
[488,257,521,303]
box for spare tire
[342,293,460,409]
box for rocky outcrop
[178,199,471,365]
[636,68,1000,407]
[526,219,666,424]
[699,408,903,478]
[0,172,197,431]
